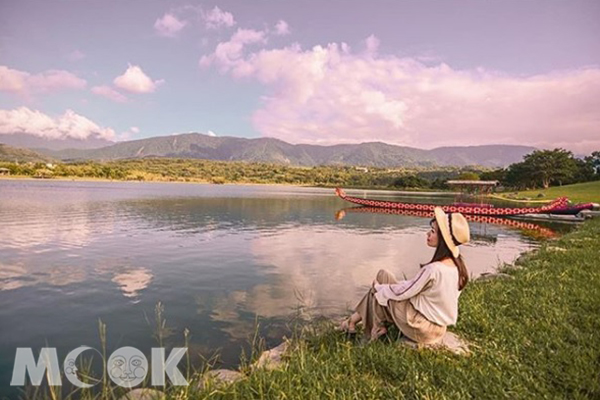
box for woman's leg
[340,312,361,332]
[354,269,398,339]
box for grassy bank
[22,220,600,399]
[180,218,600,399]
[497,180,600,204]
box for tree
[457,172,480,181]
[480,168,506,183]
[430,178,448,190]
[521,149,577,189]
[585,151,600,177]
[573,158,595,183]
[505,161,535,189]
[392,175,429,189]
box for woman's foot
[336,318,358,340]
[370,325,388,342]
[337,312,361,339]
[337,318,357,334]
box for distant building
[446,180,499,194]
[355,167,369,173]
[0,168,10,176]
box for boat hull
[334,188,592,216]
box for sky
[0,0,599,153]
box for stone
[399,331,471,356]
[515,251,536,266]
[252,341,289,371]
[119,389,165,400]
[197,369,245,390]
[578,210,600,219]
[502,263,523,271]
[476,272,514,282]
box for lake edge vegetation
[2,148,599,195]
[22,218,600,399]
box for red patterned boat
[334,188,595,216]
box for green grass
[186,219,600,399]
[24,219,600,399]
[183,219,600,399]
[501,180,600,203]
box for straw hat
[434,207,470,258]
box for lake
[0,180,570,395]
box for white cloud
[203,6,235,30]
[117,126,141,141]
[0,65,86,97]
[207,130,216,137]
[274,20,290,36]
[66,50,86,62]
[0,66,27,92]
[199,36,600,153]
[364,34,380,55]
[154,13,187,37]
[0,107,115,140]
[199,28,267,73]
[26,70,86,92]
[113,64,164,94]
[91,85,128,103]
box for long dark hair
[424,219,469,291]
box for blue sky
[0,0,599,152]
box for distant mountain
[427,145,537,167]
[0,144,54,163]
[0,133,113,151]
[22,132,535,168]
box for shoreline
[190,217,600,398]
[21,218,600,399]
[186,217,600,397]
[0,175,460,195]
[0,175,314,187]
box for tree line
[1,148,597,191]
[0,158,483,189]
[480,149,600,190]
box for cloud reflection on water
[111,268,154,302]
[205,219,538,339]
[0,182,550,341]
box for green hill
[0,143,54,163]
[37,133,535,168]
[508,180,600,203]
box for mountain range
[0,143,54,163]
[0,132,536,168]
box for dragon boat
[334,188,596,216]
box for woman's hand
[372,279,378,288]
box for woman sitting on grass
[340,207,471,343]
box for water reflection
[0,261,86,291]
[111,268,153,302]
[203,214,550,338]
[0,256,154,304]
[0,180,576,397]
[336,206,559,239]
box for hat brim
[434,207,460,258]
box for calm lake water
[0,180,571,395]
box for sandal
[337,318,357,340]
[370,325,388,342]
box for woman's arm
[373,265,434,305]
